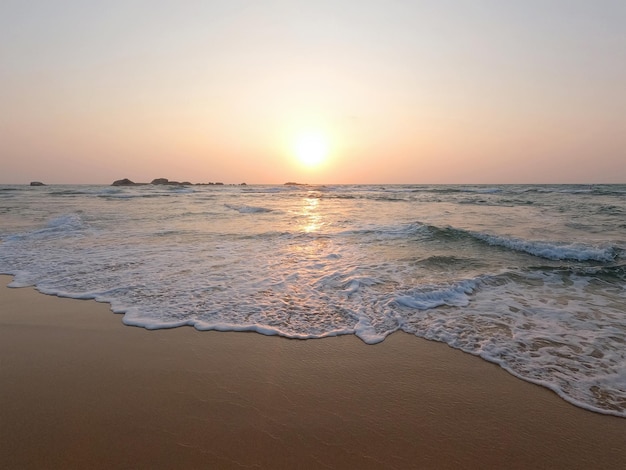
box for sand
[1,275,624,469]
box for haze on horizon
[1,0,625,185]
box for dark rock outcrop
[150,178,191,185]
[30,181,46,186]
[112,178,137,186]
[113,178,220,186]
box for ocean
[1,183,624,417]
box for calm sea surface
[1,183,625,416]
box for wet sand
[1,275,624,469]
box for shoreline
[1,275,625,469]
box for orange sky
[1,1,625,184]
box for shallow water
[1,183,625,416]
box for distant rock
[112,178,221,186]
[112,178,137,186]
[150,178,191,185]
[284,182,304,186]
[30,181,46,186]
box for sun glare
[293,130,329,167]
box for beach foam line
[2,275,626,469]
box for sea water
[1,183,624,417]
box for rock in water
[112,178,135,186]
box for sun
[293,130,329,167]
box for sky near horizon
[1,1,625,184]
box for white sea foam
[399,270,626,417]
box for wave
[597,205,625,216]
[414,255,488,271]
[338,222,430,241]
[17,212,615,264]
[469,232,617,262]
[49,189,92,196]
[417,222,618,262]
[405,186,504,195]
[4,214,88,242]
[224,204,273,214]
[513,185,626,196]
[394,278,480,309]
[97,193,179,199]
[340,220,619,263]
[97,188,195,199]
[526,263,626,283]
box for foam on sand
[1,276,625,469]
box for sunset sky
[1,1,625,184]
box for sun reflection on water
[301,196,323,233]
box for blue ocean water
[1,183,625,416]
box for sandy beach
[1,275,624,469]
